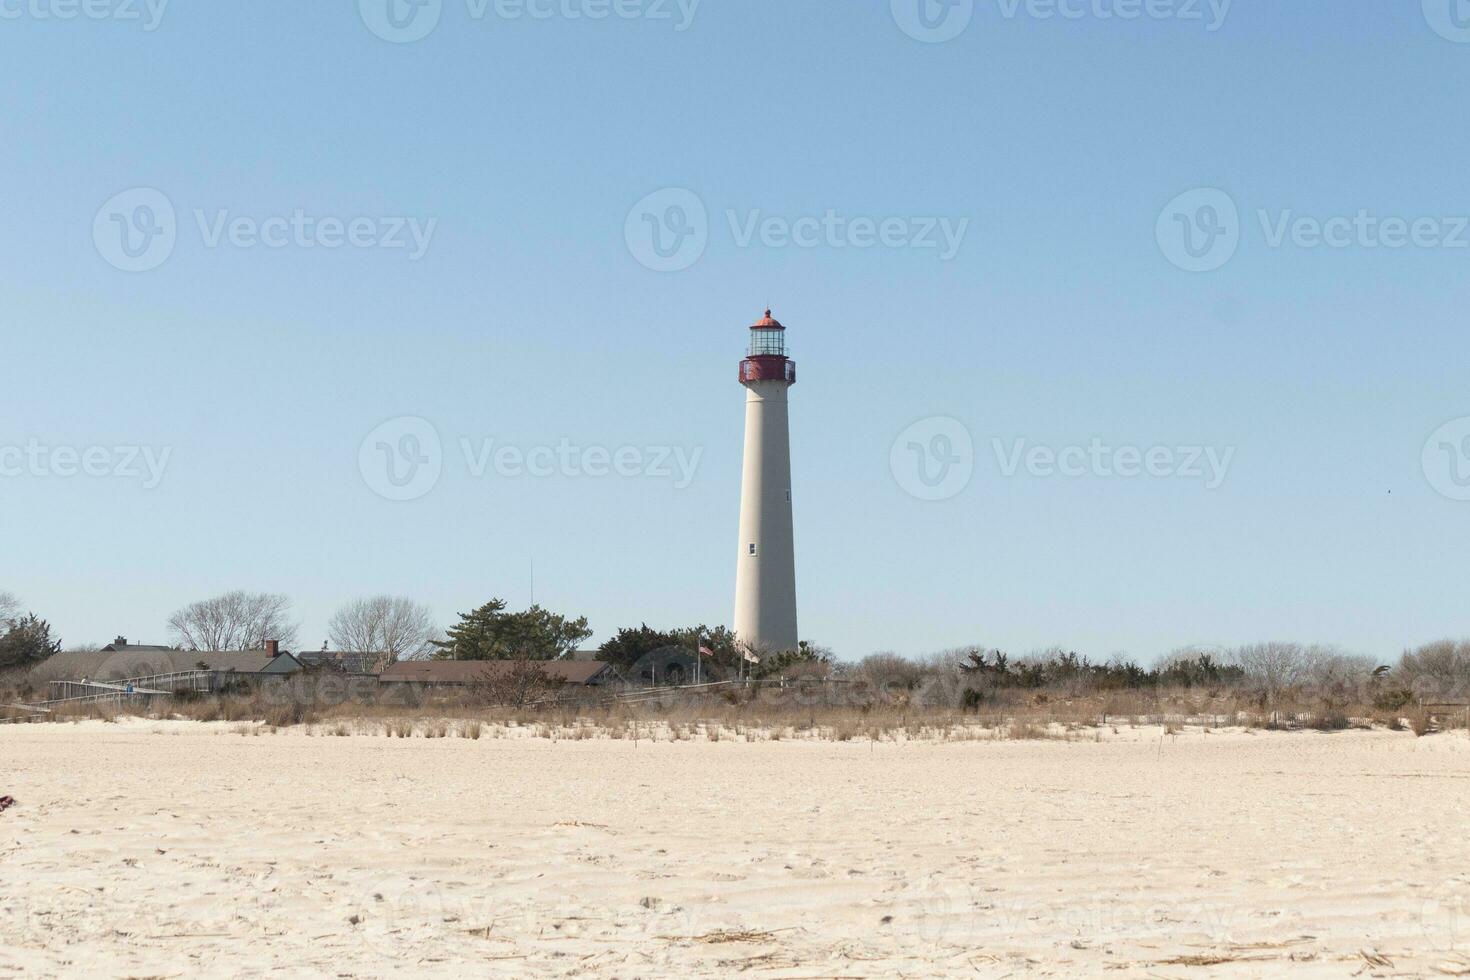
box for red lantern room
[739,310,798,385]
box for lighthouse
[734,309,799,656]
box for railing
[738,357,797,384]
[22,670,218,711]
[23,690,145,710]
[51,680,167,700]
[122,670,215,693]
[1,703,52,722]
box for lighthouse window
[749,329,786,356]
[748,543,757,556]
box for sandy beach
[2,721,1469,978]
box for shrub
[1372,688,1414,712]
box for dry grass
[4,674,1465,743]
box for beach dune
[2,721,1468,977]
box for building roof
[379,660,611,686]
[298,651,393,675]
[29,649,292,684]
[752,309,785,330]
[99,642,174,653]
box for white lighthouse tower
[734,309,799,656]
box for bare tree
[0,591,19,624]
[1231,641,1360,702]
[467,660,564,707]
[167,591,298,651]
[326,595,439,663]
[1398,639,1470,701]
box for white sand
[2,720,1469,978]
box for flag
[699,645,715,657]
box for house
[30,640,303,685]
[378,660,613,688]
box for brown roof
[298,651,392,675]
[379,660,611,686]
[30,649,285,683]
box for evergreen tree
[597,623,740,671]
[0,613,62,670]
[433,599,591,661]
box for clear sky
[3,1,1468,662]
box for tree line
[6,585,1470,703]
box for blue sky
[3,1,1468,661]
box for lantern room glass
[748,327,786,356]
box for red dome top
[751,309,785,330]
